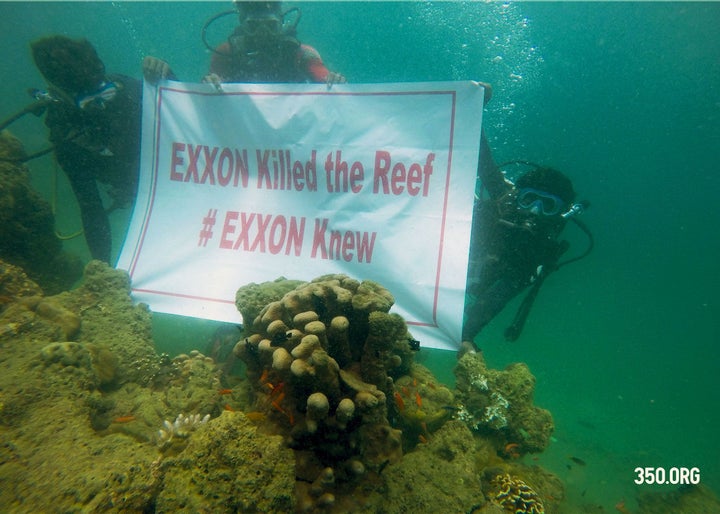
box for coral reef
[0,261,233,511]
[234,276,306,326]
[0,131,82,294]
[67,260,160,386]
[0,260,43,304]
[0,261,164,511]
[390,364,456,447]
[372,420,487,513]
[231,275,565,512]
[234,274,416,482]
[454,351,554,457]
[0,262,569,513]
[39,340,119,389]
[156,410,295,512]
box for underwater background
[1,1,718,511]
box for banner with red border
[117,80,485,350]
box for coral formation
[157,412,211,449]
[0,262,568,513]
[390,365,456,447]
[234,274,418,481]
[234,276,306,326]
[454,351,554,456]
[68,260,160,386]
[39,341,118,389]
[485,472,546,514]
[156,410,295,512]
[22,296,81,340]
[0,131,82,293]
[0,259,43,306]
[374,420,486,513]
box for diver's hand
[326,71,347,90]
[142,56,177,84]
[202,73,223,92]
[475,81,493,105]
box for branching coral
[157,413,210,448]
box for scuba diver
[143,1,345,86]
[28,35,141,263]
[463,133,593,344]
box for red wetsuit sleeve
[298,44,329,83]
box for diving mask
[516,188,566,216]
[241,14,283,38]
[75,81,118,110]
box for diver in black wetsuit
[31,35,141,263]
[463,132,592,343]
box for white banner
[117,80,484,350]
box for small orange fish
[218,388,233,395]
[271,400,288,417]
[504,442,521,458]
[112,415,136,423]
[259,369,269,383]
[615,499,630,514]
[415,391,422,408]
[224,404,235,411]
[418,434,428,444]
[393,392,405,411]
[271,382,286,396]
[245,411,265,422]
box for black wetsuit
[44,73,141,262]
[463,135,569,341]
